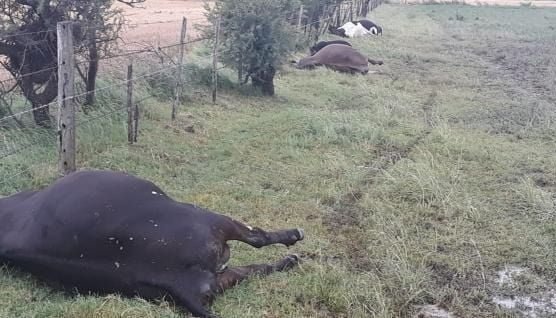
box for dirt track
[117,0,211,48]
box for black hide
[0,170,304,318]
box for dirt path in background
[0,1,210,81]
[117,0,210,47]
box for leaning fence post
[212,15,221,104]
[126,61,134,144]
[57,21,76,175]
[133,103,139,143]
[296,4,304,43]
[335,3,341,26]
[173,17,187,120]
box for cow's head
[370,26,383,36]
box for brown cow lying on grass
[310,40,352,56]
[295,44,383,74]
[0,170,305,318]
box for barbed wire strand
[0,65,179,124]
[0,66,58,86]
[0,29,55,39]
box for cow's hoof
[276,254,301,271]
[283,228,305,247]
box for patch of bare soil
[0,1,210,81]
[117,0,210,47]
[493,266,556,317]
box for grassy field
[2,4,556,318]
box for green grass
[2,4,556,317]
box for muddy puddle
[493,265,556,317]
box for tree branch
[116,0,146,7]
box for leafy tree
[206,0,298,96]
[0,0,143,127]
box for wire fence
[0,0,385,191]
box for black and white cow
[354,19,383,36]
[328,19,383,38]
[0,170,305,318]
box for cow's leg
[160,270,220,318]
[215,254,300,294]
[224,220,304,248]
[169,288,218,318]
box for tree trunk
[32,104,52,128]
[84,29,98,107]
[363,0,370,16]
[238,57,243,84]
[19,72,57,128]
[251,67,275,96]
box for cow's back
[1,170,219,261]
[313,44,368,72]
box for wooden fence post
[57,21,76,175]
[173,17,187,120]
[335,3,341,26]
[133,103,139,143]
[296,4,304,43]
[212,15,221,104]
[126,62,134,144]
[321,5,332,36]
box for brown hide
[297,44,375,74]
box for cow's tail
[368,58,383,66]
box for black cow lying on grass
[0,170,304,318]
[310,40,352,56]
[295,44,383,74]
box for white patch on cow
[154,223,158,227]
[353,23,372,37]
[80,254,84,258]
[151,191,158,195]
[129,237,134,241]
[340,22,373,38]
[339,22,358,37]
[108,237,115,241]
[119,246,124,251]
[114,261,120,269]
